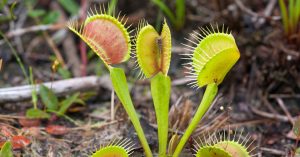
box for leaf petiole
[173,83,218,157]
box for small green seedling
[194,129,255,157]
[92,139,134,157]
[26,85,84,119]
[67,5,152,157]
[135,19,171,157]
[172,25,240,157]
[279,0,300,36]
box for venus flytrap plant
[67,6,152,157]
[134,19,171,157]
[68,4,243,156]
[194,129,256,157]
[172,25,240,157]
[92,139,134,157]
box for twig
[0,114,24,119]
[171,78,190,86]
[223,119,275,129]
[257,133,263,157]
[148,122,184,135]
[42,31,66,67]
[111,90,115,121]
[79,0,88,76]
[234,0,280,24]
[276,98,294,124]
[264,0,277,17]
[0,75,112,103]
[260,147,286,156]
[63,34,81,77]
[0,59,2,71]
[277,42,300,57]
[70,120,120,131]
[5,23,65,38]
[251,106,293,122]
[262,94,279,114]
[269,94,300,99]
[172,46,189,54]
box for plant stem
[150,73,171,157]
[151,0,176,25]
[29,67,38,109]
[108,0,118,15]
[110,67,153,157]
[279,0,289,35]
[175,0,185,29]
[172,83,218,157]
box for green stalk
[150,73,171,157]
[289,0,295,33]
[108,0,118,15]
[279,0,289,34]
[172,83,218,157]
[175,0,185,29]
[151,0,176,26]
[110,67,153,157]
[29,67,38,109]
[295,0,300,26]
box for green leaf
[58,67,72,79]
[9,1,17,20]
[79,91,96,101]
[110,67,152,157]
[150,72,171,157]
[108,0,118,15]
[24,0,37,7]
[74,98,85,105]
[0,0,8,10]
[39,85,59,111]
[58,0,79,15]
[151,0,176,28]
[28,9,46,18]
[175,0,185,29]
[295,0,300,24]
[42,11,60,24]
[0,141,13,157]
[58,92,80,115]
[279,0,289,34]
[26,108,51,119]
